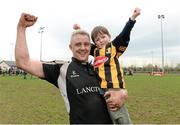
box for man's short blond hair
[70,29,90,43]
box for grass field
[0,74,180,124]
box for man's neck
[72,57,88,65]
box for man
[15,13,128,124]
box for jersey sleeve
[90,43,96,56]
[112,18,136,54]
[42,63,62,88]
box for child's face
[94,33,110,49]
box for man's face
[69,34,90,62]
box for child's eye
[95,38,99,42]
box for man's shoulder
[43,60,68,64]
[43,60,69,66]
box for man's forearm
[15,27,30,69]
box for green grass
[0,75,68,124]
[126,74,180,124]
[0,74,180,124]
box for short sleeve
[42,63,62,88]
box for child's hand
[73,24,81,30]
[131,8,141,20]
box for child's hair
[91,26,111,43]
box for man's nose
[80,45,86,49]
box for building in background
[0,60,16,71]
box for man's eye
[76,43,81,47]
[85,43,90,46]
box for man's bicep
[24,60,44,78]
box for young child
[73,8,141,124]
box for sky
[0,0,179,67]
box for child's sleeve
[90,43,96,56]
[112,18,136,55]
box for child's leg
[108,104,132,124]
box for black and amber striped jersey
[90,18,136,89]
